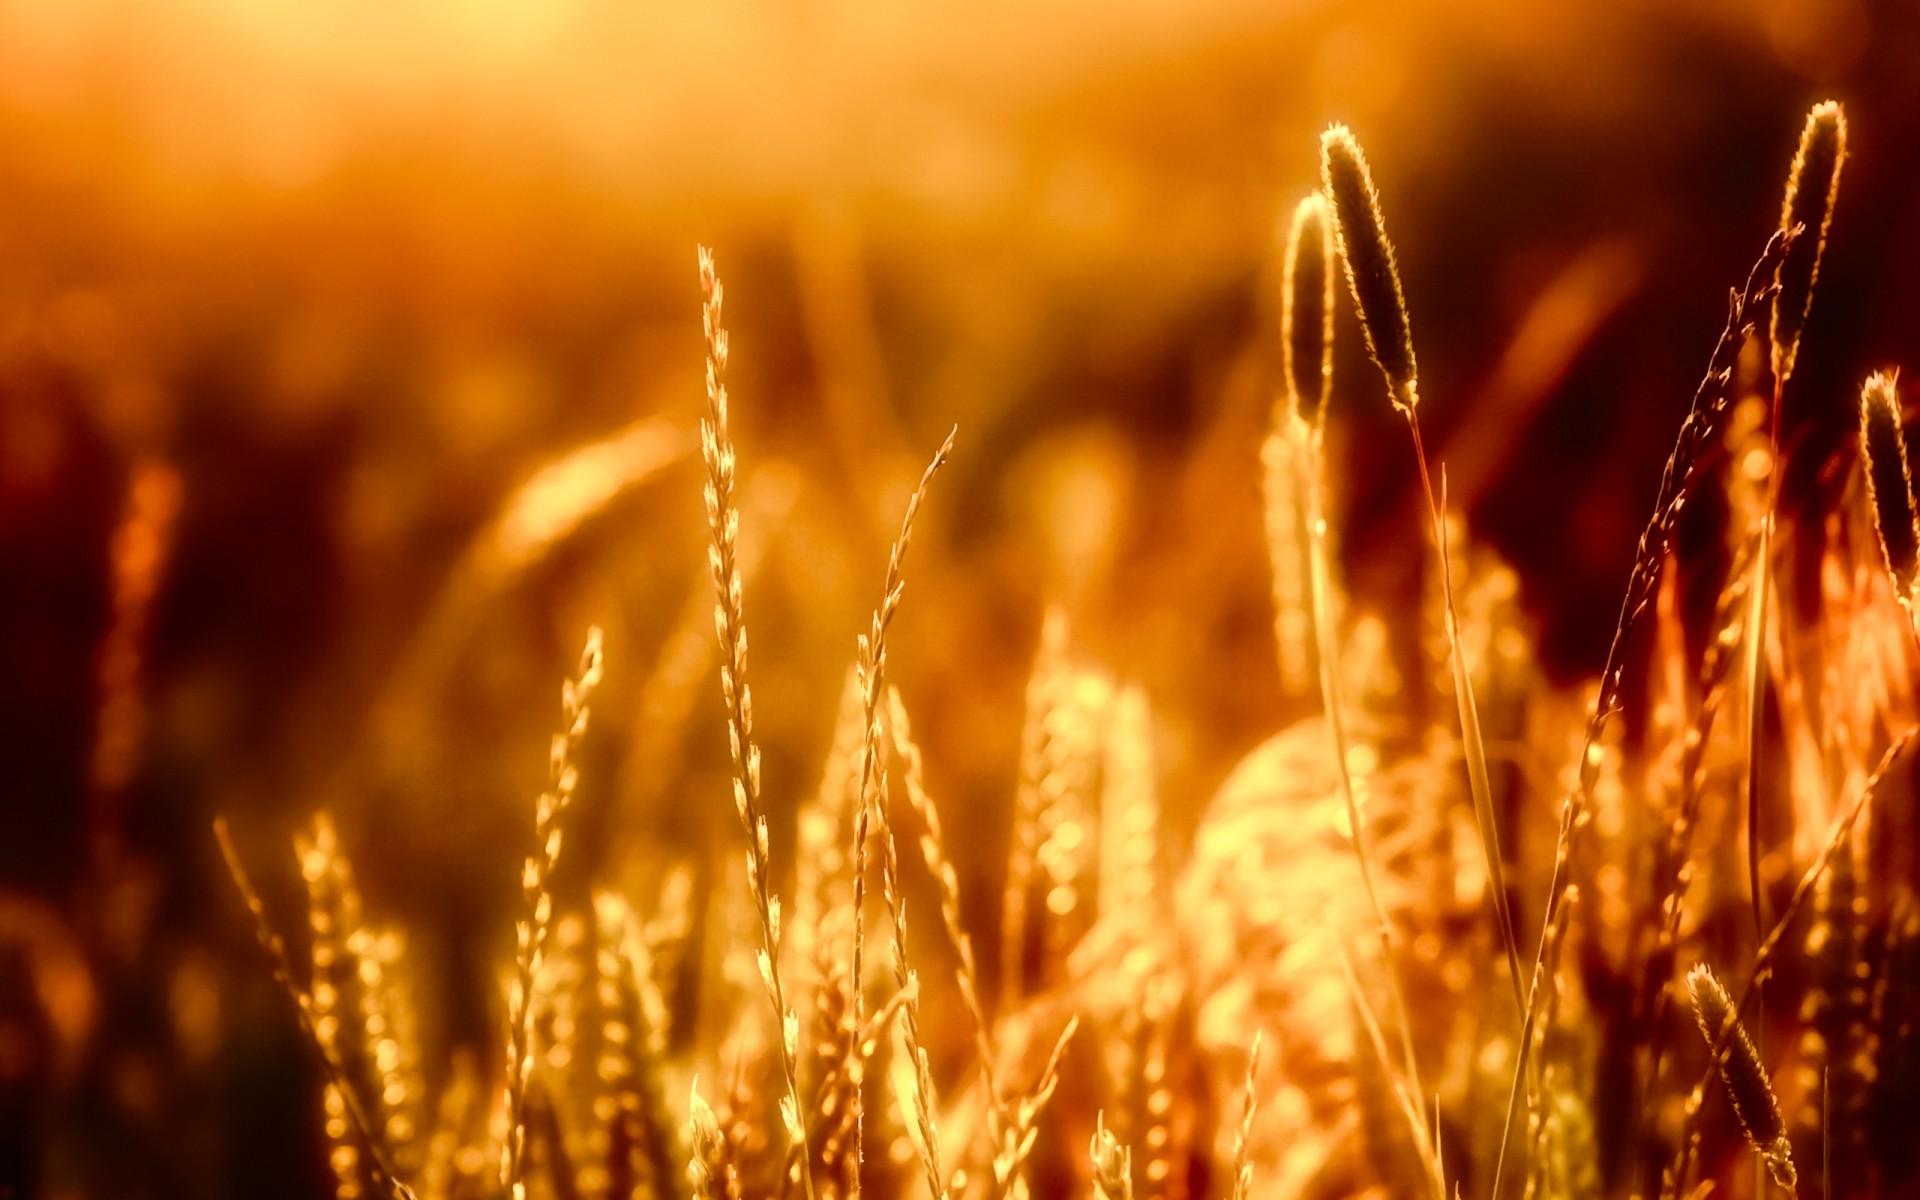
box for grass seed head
[1688,964,1795,1191]
[1860,369,1920,620]
[1320,124,1417,410]
[1772,100,1847,386]
[1283,192,1335,428]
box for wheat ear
[1688,966,1796,1190]
[848,431,956,1200]
[1492,227,1794,1200]
[696,246,816,1200]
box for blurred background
[2,0,1918,1194]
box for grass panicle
[1320,124,1417,411]
[215,819,417,1200]
[848,430,956,1200]
[698,246,816,1200]
[1771,100,1847,387]
[1283,193,1335,429]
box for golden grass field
[4,4,1920,1200]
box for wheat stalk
[844,429,955,1200]
[994,1015,1081,1200]
[1320,125,1416,412]
[1264,194,1335,704]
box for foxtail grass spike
[1321,124,1417,410]
[1772,101,1847,386]
[1283,193,1335,428]
[1687,965,1795,1191]
[1860,370,1920,621]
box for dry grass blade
[1320,124,1417,410]
[1860,370,1920,625]
[1435,470,1524,1021]
[1687,965,1795,1190]
[1301,434,1426,1113]
[697,245,816,1200]
[1329,925,1444,1200]
[504,628,605,1200]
